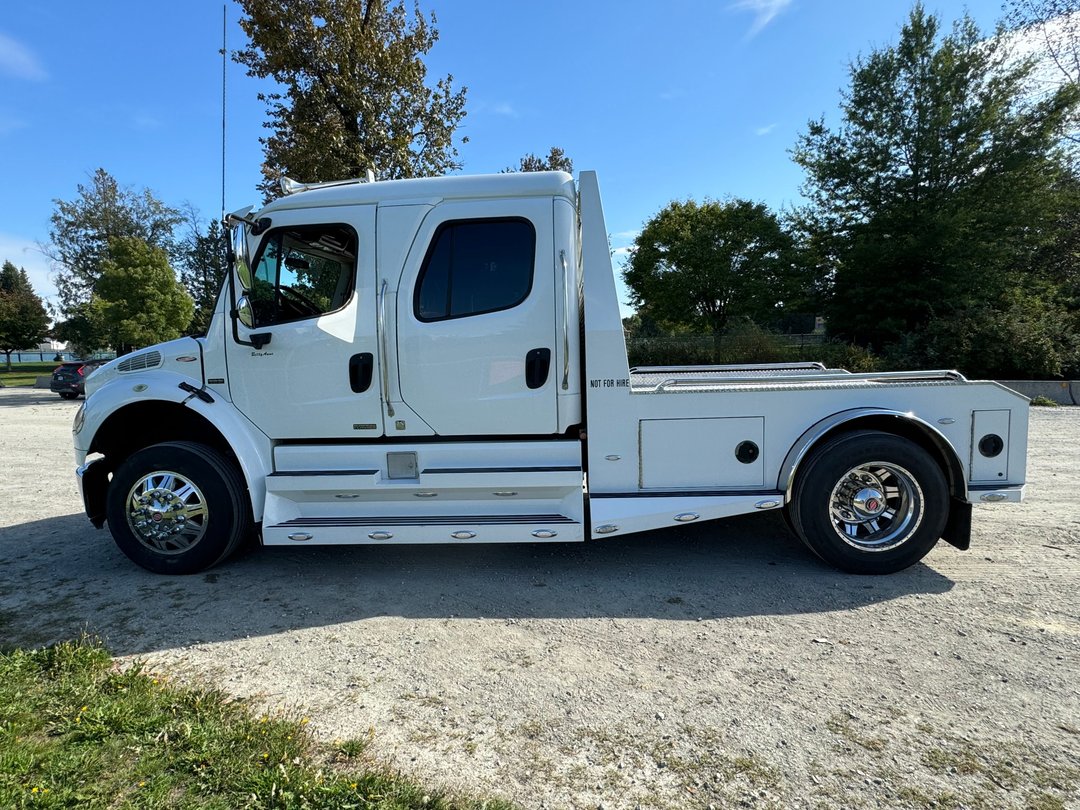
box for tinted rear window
[414,218,535,322]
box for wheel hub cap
[125,472,208,554]
[852,487,886,518]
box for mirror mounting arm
[229,306,272,350]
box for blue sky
[0,0,1007,313]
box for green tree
[52,303,109,359]
[46,169,182,313]
[623,199,798,337]
[94,238,194,355]
[505,147,573,173]
[0,261,50,371]
[177,208,227,335]
[793,4,1080,369]
[234,0,468,199]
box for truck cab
[73,170,1028,575]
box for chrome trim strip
[778,408,963,504]
[590,489,780,499]
[268,469,378,477]
[654,369,966,392]
[422,466,580,474]
[967,486,1023,504]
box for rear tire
[105,441,251,574]
[59,392,78,400]
[790,430,949,574]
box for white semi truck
[72,171,1028,575]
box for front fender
[76,371,273,521]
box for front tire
[58,392,78,400]
[790,430,949,574]
[105,441,251,574]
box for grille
[117,351,162,373]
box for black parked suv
[51,360,102,399]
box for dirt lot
[0,386,1077,809]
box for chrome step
[262,514,583,545]
[272,513,576,527]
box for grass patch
[920,739,1078,795]
[0,639,515,809]
[0,362,57,388]
[1030,396,1061,407]
[826,712,887,753]
[922,746,983,776]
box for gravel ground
[0,387,1077,809]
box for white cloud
[728,0,793,39]
[659,88,687,101]
[755,123,777,136]
[0,233,57,307]
[492,102,520,118]
[133,113,163,131]
[0,32,47,81]
[1000,10,1080,94]
[612,230,640,241]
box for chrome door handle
[560,250,571,390]
[378,279,395,417]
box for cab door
[394,198,558,436]
[226,205,385,439]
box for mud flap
[78,458,110,529]
[942,498,972,550]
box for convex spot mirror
[235,295,255,328]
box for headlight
[73,403,86,434]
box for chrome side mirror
[231,225,253,291]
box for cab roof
[257,170,577,214]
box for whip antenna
[221,3,227,223]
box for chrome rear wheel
[790,431,949,574]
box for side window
[414,218,535,322]
[250,224,357,326]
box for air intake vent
[117,351,162,373]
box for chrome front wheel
[106,442,251,574]
[125,471,208,554]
